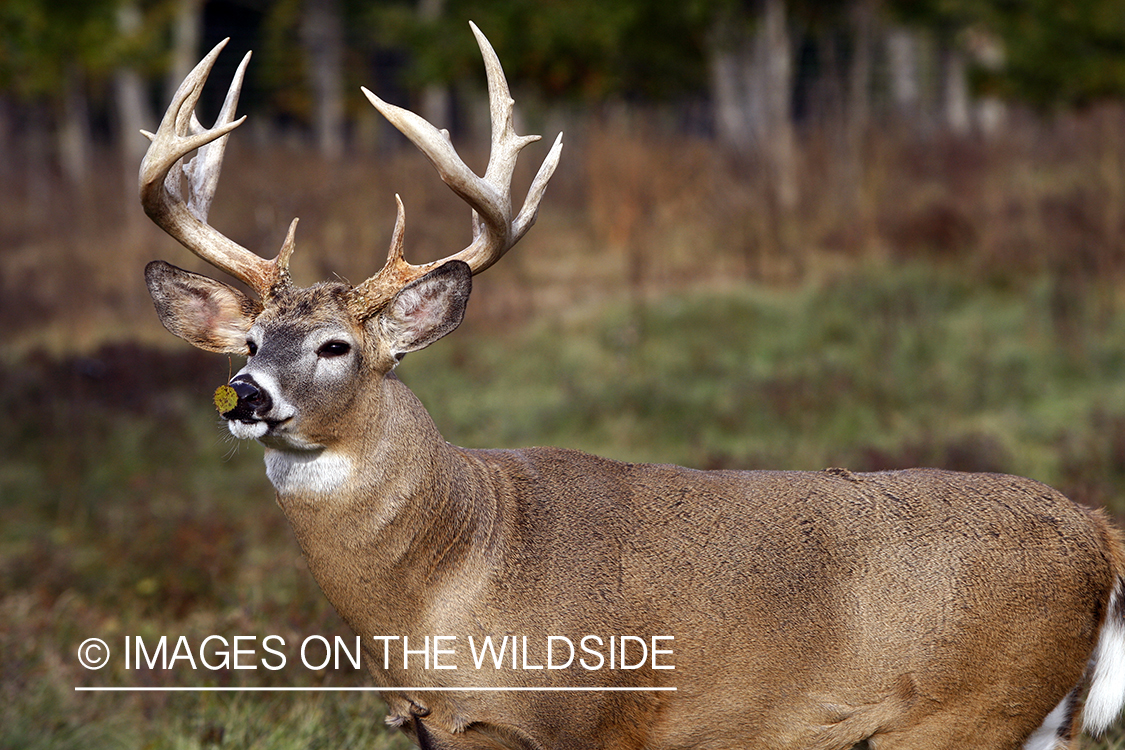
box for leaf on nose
[214,384,239,414]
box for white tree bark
[58,65,91,186]
[887,26,920,121]
[941,46,970,136]
[708,40,753,153]
[165,0,203,107]
[706,0,797,209]
[302,0,345,159]
[114,2,154,167]
[965,28,1007,137]
[418,0,450,128]
[115,2,156,227]
[759,0,797,209]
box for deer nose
[223,376,272,420]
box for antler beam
[139,38,295,299]
[347,21,564,318]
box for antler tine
[140,39,293,299]
[182,47,250,224]
[513,131,564,243]
[470,21,563,251]
[350,22,563,318]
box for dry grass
[6,104,1125,357]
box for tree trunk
[886,26,920,123]
[58,65,92,187]
[965,29,1007,137]
[708,37,753,154]
[115,2,154,153]
[757,0,797,210]
[941,46,970,135]
[24,104,52,225]
[418,0,450,128]
[165,0,203,107]
[847,0,875,141]
[843,0,879,244]
[115,2,156,229]
[705,0,797,209]
[0,96,12,184]
[302,0,345,159]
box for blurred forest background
[6,0,1125,747]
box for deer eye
[317,340,351,358]
[246,340,258,356]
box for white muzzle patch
[228,419,269,440]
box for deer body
[268,364,1119,750]
[140,28,1125,750]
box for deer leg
[414,715,440,750]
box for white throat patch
[266,450,352,496]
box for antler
[140,38,296,300]
[347,21,563,318]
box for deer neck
[264,372,499,631]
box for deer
[139,24,1125,750]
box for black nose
[223,376,271,421]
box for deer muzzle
[222,375,272,423]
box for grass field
[4,262,1125,747]
[5,109,1125,746]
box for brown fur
[283,375,1121,749]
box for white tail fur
[1023,691,1074,750]
[1084,582,1125,735]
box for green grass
[406,262,1125,512]
[4,261,1125,747]
[0,683,411,750]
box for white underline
[75,686,676,692]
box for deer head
[142,24,561,458]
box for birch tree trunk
[758,0,797,210]
[302,0,345,159]
[115,2,156,228]
[418,0,450,128]
[114,4,153,164]
[165,0,203,107]
[941,46,970,135]
[706,0,797,209]
[887,26,920,123]
[708,27,753,154]
[58,65,91,187]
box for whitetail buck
[141,25,1125,750]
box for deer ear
[145,260,262,354]
[378,260,471,359]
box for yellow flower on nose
[213,384,238,414]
